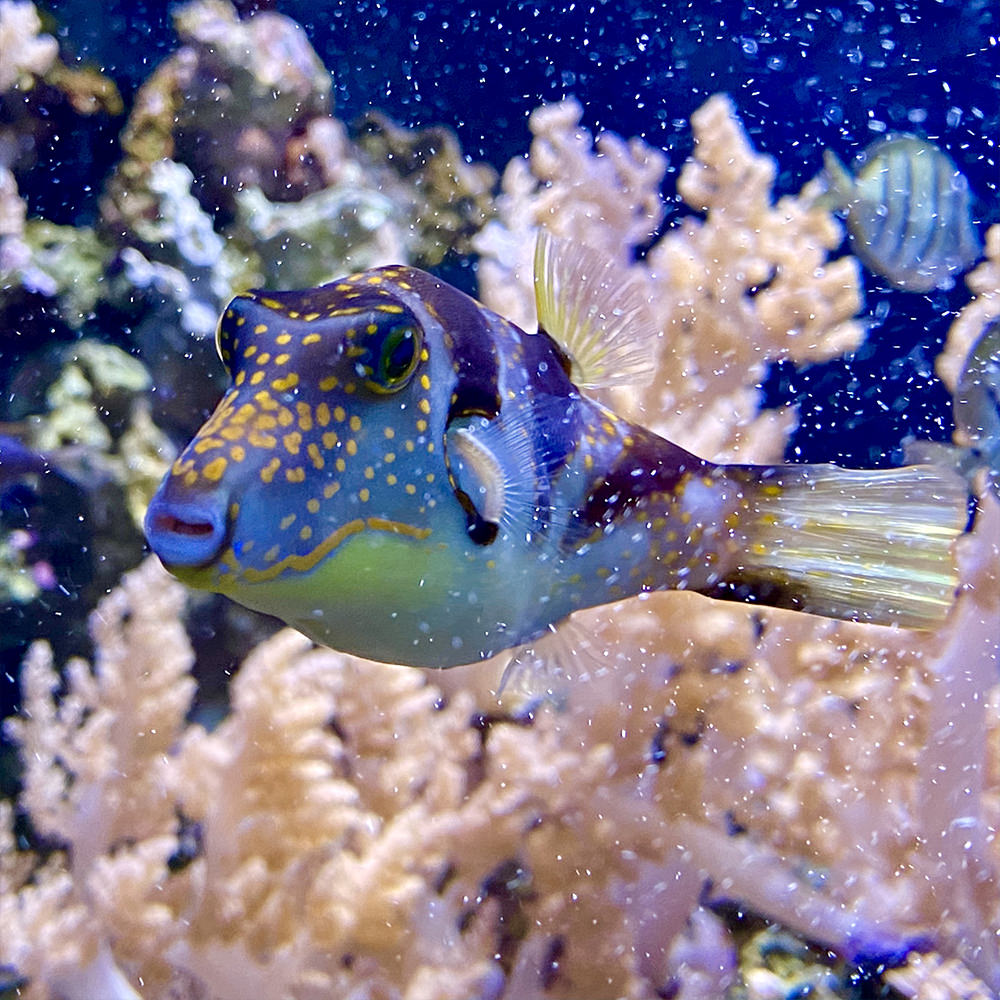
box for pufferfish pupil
[145,233,972,669]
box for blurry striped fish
[822,135,981,292]
[145,233,972,670]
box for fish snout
[144,490,228,568]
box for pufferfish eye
[358,321,422,393]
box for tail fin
[725,463,972,628]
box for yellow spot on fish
[260,457,281,483]
[244,345,258,358]
[249,428,277,448]
[282,432,301,455]
[322,431,338,449]
[259,297,283,310]
[364,466,375,479]
[346,440,358,457]
[203,457,228,481]
[230,445,246,462]
[272,373,299,391]
[419,374,431,391]
[303,332,321,345]
[405,483,417,495]
[300,525,312,541]
[307,443,324,469]
[275,354,291,366]
[264,545,280,562]
[257,353,272,365]
[334,406,347,422]
[316,402,331,426]
[286,467,306,484]
[418,398,431,415]
[250,371,266,386]
[323,482,340,499]
[335,458,346,472]
[278,408,294,428]
[319,375,339,392]
[359,487,370,502]
[304,312,320,322]
[184,470,198,487]
[280,513,296,530]
[307,498,320,514]
[234,371,246,386]
[387,473,397,485]
[254,324,268,334]
[276,333,291,345]
[349,415,362,432]
[221,425,244,441]
[384,427,395,439]
[194,437,223,454]
[296,403,313,430]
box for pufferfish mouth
[144,494,228,568]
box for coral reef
[937,222,1000,400]
[0,1,57,93]
[1,2,998,997]
[475,94,864,464]
[0,1,120,325]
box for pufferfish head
[144,267,470,597]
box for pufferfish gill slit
[144,232,973,669]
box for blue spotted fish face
[145,266,496,661]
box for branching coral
[475,93,864,464]
[0,1,57,93]
[1,560,728,999]
[937,222,1000,401]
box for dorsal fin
[532,230,659,390]
[819,149,856,210]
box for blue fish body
[146,238,971,667]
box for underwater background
[3,0,995,690]
[34,0,1000,459]
[1,2,999,998]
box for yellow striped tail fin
[727,463,973,628]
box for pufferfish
[144,233,971,669]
